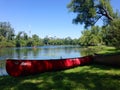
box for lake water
[0,45,95,76]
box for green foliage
[30,34,43,46]
[64,37,73,45]
[42,36,80,45]
[43,36,50,45]
[105,19,120,48]
[0,21,80,48]
[0,22,15,47]
[0,22,15,40]
[1,20,120,49]
[0,22,14,36]
[0,40,16,47]
[79,26,103,46]
[67,0,114,28]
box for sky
[0,0,120,39]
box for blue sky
[0,0,120,39]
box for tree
[0,22,15,40]
[15,31,29,47]
[79,30,91,46]
[89,26,103,45]
[67,0,115,28]
[32,34,42,46]
[79,26,103,46]
[64,37,73,45]
[43,36,50,45]
[16,31,23,40]
[106,19,120,48]
[0,22,15,47]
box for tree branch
[97,5,114,21]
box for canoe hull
[6,56,93,77]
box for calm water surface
[0,45,95,76]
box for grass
[97,46,120,54]
[85,45,120,55]
[0,64,120,90]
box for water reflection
[80,48,97,56]
[0,46,84,60]
[0,46,98,60]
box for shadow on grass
[100,48,120,55]
[0,64,120,90]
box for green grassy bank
[98,46,120,54]
[86,45,120,55]
[0,64,120,90]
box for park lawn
[0,64,120,90]
[87,45,120,55]
[97,46,120,54]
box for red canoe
[6,56,93,77]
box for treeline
[0,22,80,47]
[79,19,120,49]
[1,19,120,48]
